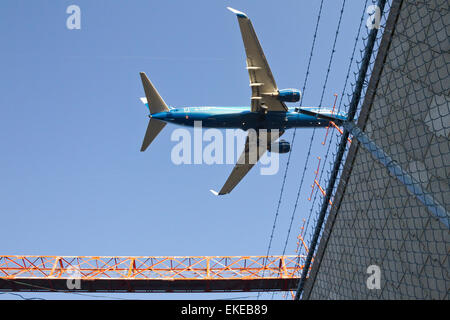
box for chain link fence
[302,0,449,299]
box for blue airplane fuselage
[150,106,346,131]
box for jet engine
[268,139,291,153]
[277,89,301,102]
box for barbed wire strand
[303,0,369,255]
[272,0,349,300]
[257,0,325,300]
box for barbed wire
[304,0,370,257]
[277,0,350,293]
[257,0,326,300]
[296,0,390,299]
[266,0,349,300]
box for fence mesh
[303,0,449,299]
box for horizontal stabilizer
[141,118,166,152]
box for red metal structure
[0,255,304,293]
[322,94,352,145]
[308,157,333,206]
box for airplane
[138,7,347,196]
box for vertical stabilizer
[139,72,169,114]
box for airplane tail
[139,72,169,151]
[139,72,169,114]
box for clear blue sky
[0,0,368,299]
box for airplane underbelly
[169,111,329,130]
[202,112,257,129]
[203,112,288,130]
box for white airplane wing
[211,130,284,195]
[228,7,288,113]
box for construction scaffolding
[0,255,304,293]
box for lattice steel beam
[0,255,304,293]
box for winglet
[209,189,220,196]
[227,7,248,18]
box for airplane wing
[211,130,284,196]
[228,7,288,113]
